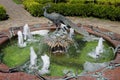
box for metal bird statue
[43,4,63,29]
[43,4,90,37]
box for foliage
[34,0,52,4]
[67,0,96,4]
[23,0,44,16]
[0,5,8,21]
[68,0,85,4]
[92,5,120,21]
[67,0,120,6]
[97,0,120,6]
[52,0,68,3]
[23,1,120,21]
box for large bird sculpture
[43,5,89,37]
[43,5,63,29]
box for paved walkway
[0,0,49,30]
[0,0,120,34]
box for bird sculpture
[43,5,64,30]
[43,4,89,37]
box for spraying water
[88,37,104,58]
[69,28,74,38]
[96,37,104,54]
[31,30,49,36]
[29,47,37,69]
[83,61,109,72]
[39,54,50,75]
[17,31,26,47]
[23,24,33,41]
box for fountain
[17,31,26,47]
[83,61,109,72]
[1,20,114,76]
[0,22,118,79]
[44,23,74,54]
[29,47,37,69]
[23,24,33,41]
[39,54,50,75]
[0,8,119,79]
[88,37,104,58]
[31,30,49,36]
[69,28,74,38]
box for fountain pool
[0,28,114,76]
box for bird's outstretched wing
[59,15,89,36]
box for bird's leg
[55,24,60,31]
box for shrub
[52,0,68,3]
[113,7,120,21]
[34,0,52,4]
[67,0,85,4]
[97,0,120,7]
[92,5,120,21]
[23,1,120,21]
[92,5,107,19]
[0,5,8,21]
[44,3,94,17]
[23,0,44,16]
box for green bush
[23,0,120,21]
[52,0,68,3]
[67,0,120,7]
[68,0,97,4]
[97,0,120,7]
[92,5,107,19]
[0,5,8,21]
[34,0,52,4]
[92,5,120,21]
[23,0,44,16]
[68,0,85,4]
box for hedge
[23,0,43,16]
[67,0,120,7]
[0,5,8,21]
[93,5,120,21]
[23,1,120,21]
[34,0,52,4]
[97,0,120,6]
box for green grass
[97,0,120,4]
[13,0,22,4]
